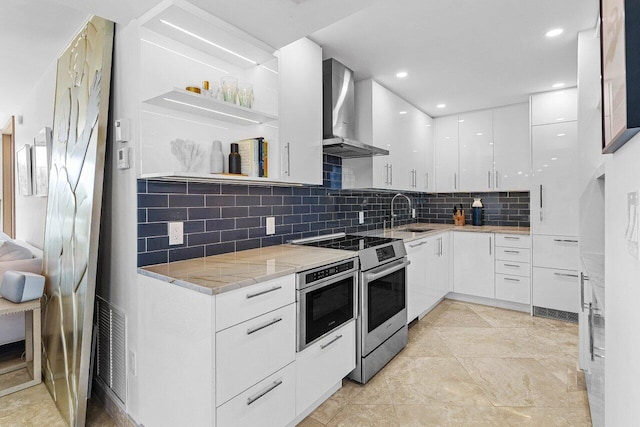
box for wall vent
[97,297,127,404]
[533,306,578,324]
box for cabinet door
[279,38,322,185]
[372,82,397,189]
[458,110,494,192]
[453,232,495,298]
[406,238,429,321]
[531,121,579,236]
[423,116,435,192]
[532,267,579,312]
[437,233,452,295]
[434,115,459,192]
[493,103,531,191]
[531,88,578,125]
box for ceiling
[310,0,600,117]
[0,0,599,125]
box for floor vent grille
[533,306,578,324]
[97,297,126,404]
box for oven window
[368,267,405,333]
[305,277,354,344]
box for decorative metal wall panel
[42,16,114,427]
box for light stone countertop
[139,222,530,295]
[139,244,357,295]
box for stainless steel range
[292,233,409,383]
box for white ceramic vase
[211,140,224,173]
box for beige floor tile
[395,404,529,427]
[308,380,361,424]
[499,406,592,426]
[297,416,327,427]
[348,374,394,405]
[383,357,492,406]
[431,304,493,328]
[326,404,398,427]
[402,327,454,358]
[435,327,534,358]
[469,306,536,328]
[527,326,579,358]
[536,356,584,391]
[459,357,589,408]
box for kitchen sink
[403,228,434,233]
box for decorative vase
[211,140,224,173]
[229,143,241,174]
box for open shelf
[143,88,278,126]
[139,0,277,69]
[140,172,301,187]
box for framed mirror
[16,144,32,196]
[33,126,51,197]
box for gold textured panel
[42,15,114,427]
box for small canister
[471,198,483,226]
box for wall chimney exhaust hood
[322,59,389,158]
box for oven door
[361,257,409,356]
[297,271,357,352]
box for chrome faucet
[390,193,412,230]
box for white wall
[605,132,640,425]
[0,63,57,345]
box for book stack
[237,137,268,177]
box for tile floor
[0,299,589,426]
[298,299,591,427]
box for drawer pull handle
[554,272,579,278]
[504,250,521,254]
[504,277,521,282]
[246,286,282,299]
[504,264,521,268]
[409,241,427,248]
[504,236,520,240]
[320,334,343,350]
[553,239,578,243]
[246,380,283,405]
[247,317,283,335]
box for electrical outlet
[359,211,365,224]
[168,222,184,245]
[266,217,276,235]
[128,350,137,376]
[412,208,416,219]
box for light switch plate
[266,217,276,235]
[169,222,184,245]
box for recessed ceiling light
[437,104,446,109]
[556,117,565,121]
[399,111,408,115]
[545,28,564,38]
[476,132,483,136]
[552,82,565,88]
[396,71,408,78]
[425,124,432,127]
[551,157,558,160]
[458,119,465,123]
[445,136,451,139]
[557,133,566,137]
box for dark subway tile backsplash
[137,156,529,267]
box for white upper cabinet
[423,116,435,192]
[458,110,494,192]
[530,88,578,125]
[493,103,531,191]
[530,121,579,236]
[434,115,460,192]
[279,37,323,185]
[345,80,431,191]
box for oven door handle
[363,259,411,283]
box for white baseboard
[445,292,530,313]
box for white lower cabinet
[495,274,530,305]
[406,238,429,322]
[296,321,356,418]
[453,232,495,298]
[532,267,579,312]
[532,235,579,270]
[427,233,451,307]
[216,303,296,405]
[217,363,296,427]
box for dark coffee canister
[471,198,483,226]
[229,143,241,174]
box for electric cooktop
[295,234,398,252]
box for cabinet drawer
[495,274,530,304]
[216,304,296,405]
[532,267,579,313]
[532,235,579,270]
[216,275,295,331]
[217,362,295,427]
[296,321,356,417]
[495,247,530,263]
[495,260,530,278]
[495,234,530,249]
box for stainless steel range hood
[323,59,389,158]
